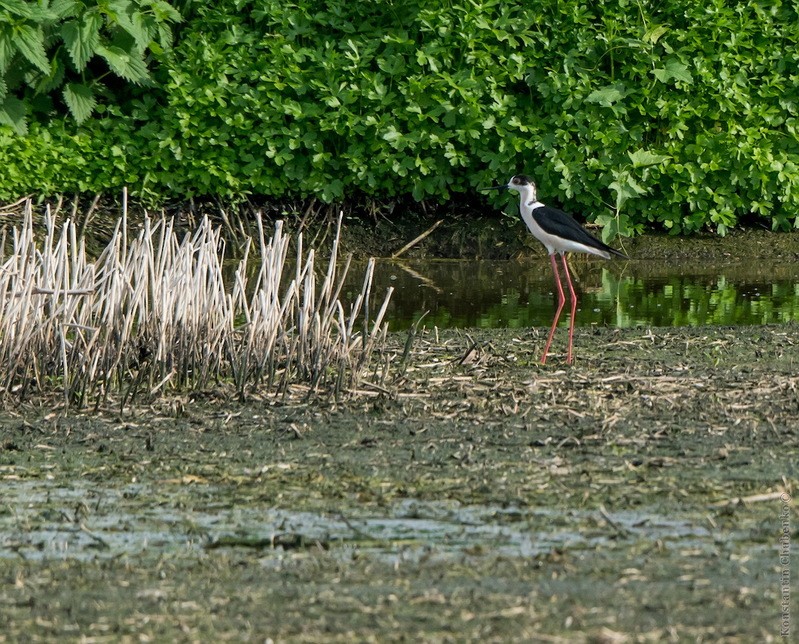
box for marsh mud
[1,325,798,641]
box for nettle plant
[0,0,181,133]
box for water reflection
[346,259,799,330]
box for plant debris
[1,325,796,641]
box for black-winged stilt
[483,175,628,364]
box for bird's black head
[510,175,534,187]
[482,174,536,193]
[507,175,537,200]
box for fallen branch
[391,220,443,258]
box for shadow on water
[346,259,799,330]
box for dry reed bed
[0,203,393,405]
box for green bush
[2,0,798,236]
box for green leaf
[653,58,693,85]
[33,54,65,93]
[61,10,103,70]
[382,126,402,144]
[150,0,183,23]
[643,24,668,44]
[596,213,619,244]
[0,96,27,135]
[610,172,647,212]
[63,82,96,123]
[106,0,133,15]
[156,22,174,50]
[96,44,150,84]
[130,12,156,51]
[585,83,626,106]
[628,149,670,168]
[665,59,692,84]
[50,0,80,19]
[0,0,58,20]
[13,24,50,74]
[111,8,152,52]
[0,29,13,72]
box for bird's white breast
[520,201,557,255]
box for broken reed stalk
[0,204,393,405]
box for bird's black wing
[532,205,628,258]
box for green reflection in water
[352,259,799,330]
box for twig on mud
[556,436,581,449]
[397,312,427,378]
[337,513,381,543]
[391,220,443,259]
[599,505,630,536]
[79,523,110,549]
[709,491,788,508]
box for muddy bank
[342,211,799,262]
[4,194,799,261]
[1,325,796,641]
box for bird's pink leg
[541,253,565,364]
[561,254,578,364]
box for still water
[344,259,799,330]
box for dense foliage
[2,0,798,236]
[0,0,182,132]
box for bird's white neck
[525,199,544,210]
[513,185,541,214]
